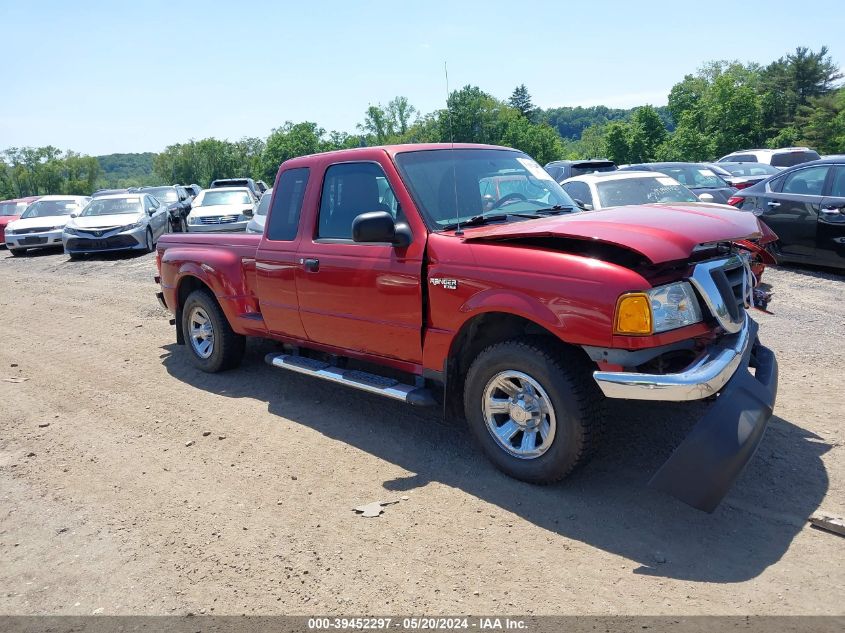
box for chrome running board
[264,353,436,406]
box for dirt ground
[0,246,842,616]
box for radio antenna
[444,61,462,236]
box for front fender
[459,288,565,330]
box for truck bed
[157,231,261,254]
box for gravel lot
[0,246,842,616]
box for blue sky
[2,0,843,155]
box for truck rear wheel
[181,289,245,372]
[463,338,604,484]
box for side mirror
[698,193,715,203]
[70,212,79,218]
[572,198,593,211]
[147,208,156,216]
[352,211,411,247]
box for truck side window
[266,168,310,241]
[318,162,399,239]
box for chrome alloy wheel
[188,306,214,359]
[482,370,556,459]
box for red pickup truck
[155,144,778,512]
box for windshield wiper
[522,205,574,215]
[440,213,511,231]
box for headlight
[237,214,249,221]
[614,282,702,335]
[120,221,144,232]
[187,216,198,224]
[64,226,80,235]
[5,228,15,235]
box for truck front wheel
[181,289,245,372]
[463,338,604,484]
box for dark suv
[544,159,617,183]
[139,185,193,232]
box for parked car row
[1,178,273,258]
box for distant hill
[95,152,158,188]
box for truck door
[294,160,425,364]
[818,164,845,265]
[255,167,311,339]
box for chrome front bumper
[593,315,750,401]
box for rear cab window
[266,168,309,241]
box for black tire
[463,337,604,484]
[67,252,84,261]
[9,248,25,257]
[181,289,245,373]
[179,216,188,233]
[144,228,154,253]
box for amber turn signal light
[614,293,652,335]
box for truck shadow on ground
[161,338,831,584]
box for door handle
[300,257,320,272]
[767,201,781,208]
[821,206,842,215]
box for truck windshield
[394,149,576,229]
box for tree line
[2,46,842,199]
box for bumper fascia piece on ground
[591,316,779,512]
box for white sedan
[560,171,703,211]
[187,188,257,232]
[4,195,91,255]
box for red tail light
[727,196,744,207]
[734,182,752,190]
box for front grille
[689,256,750,334]
[66,235,138,250]
[78,227,121,237]
[717,259,747,320]
[14,227,53,235]
[199,215,239,225]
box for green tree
[499,113,564,165]
[570,123,608,159]
[702,71,763,156]
[260,122,329,182]
[656,113,713,161]
[508,84,536,120]
[602,121,630,163]
[443,85,506,144]
[795,88,845,154]
[626,106,668,162]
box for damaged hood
[462,203,765,264]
